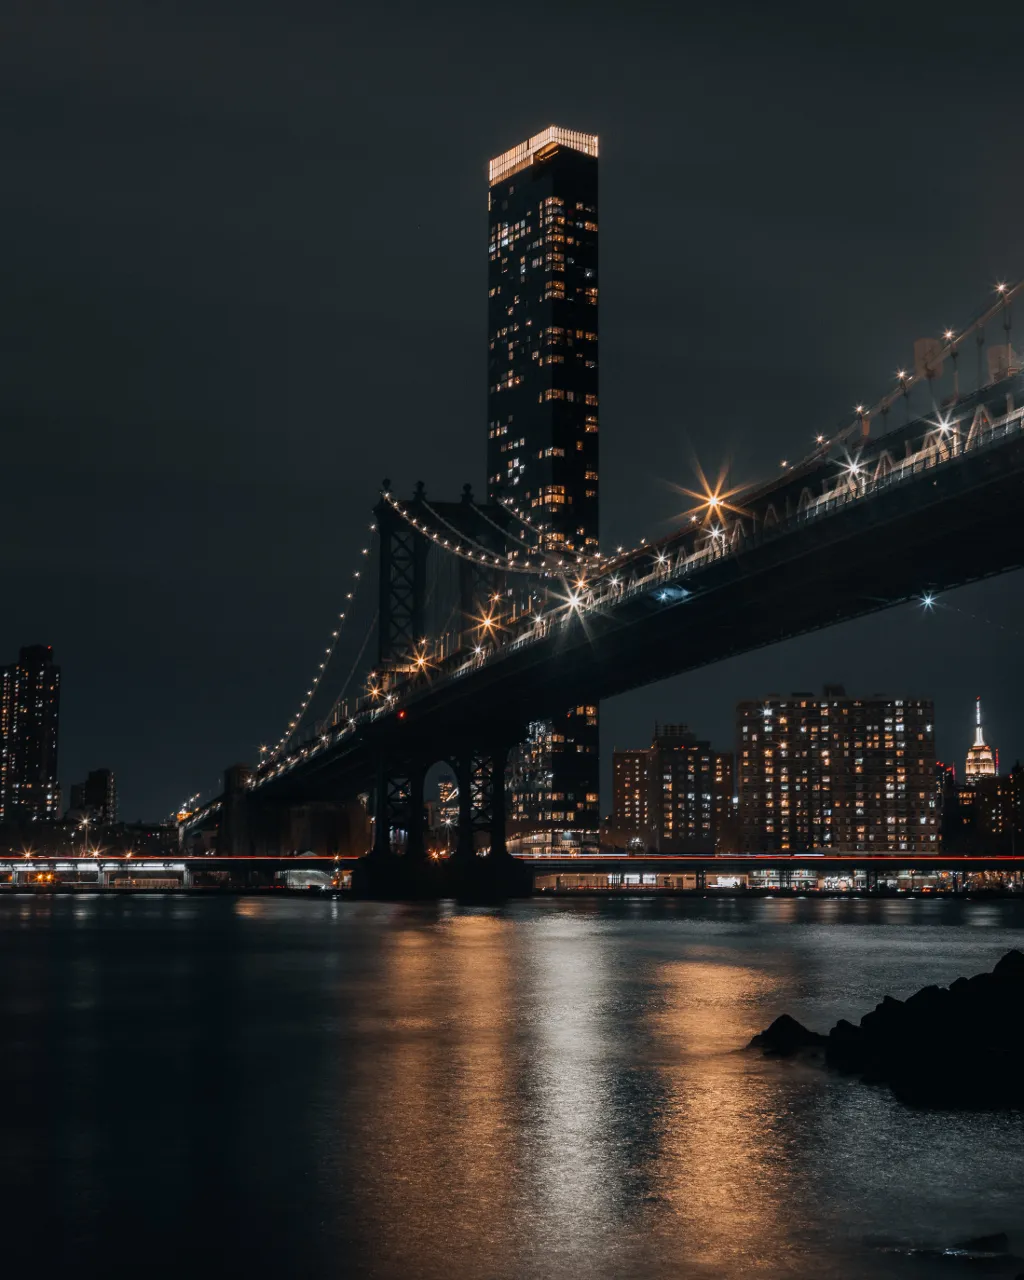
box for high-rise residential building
[611,725,733,852]
[964,696,997,782]
[486,125,599,551]
[736,686,938,854]
[69,768,118,825]
[488,126,601,853]
[650,724,733,853]
[612,748,651,834]
[0,645,61,822]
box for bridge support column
[444,741,531,898]
[405,764,427,862]
[454,754,476,863]
[372,760,393,858]
[489,745,508,859]
[355,760,434,899]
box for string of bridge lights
[812,277,1022,466]
[494,495,676,573]
[262,516,377,764]
[493,496,599,564]
[381,488,565,577]
[473,497,552,557]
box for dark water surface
[1,894,1022,1278]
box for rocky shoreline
[749,949,1024,1108]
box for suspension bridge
[180,282,1024,895]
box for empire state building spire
[965,696,997,781]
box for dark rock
[752,951,1024,1109]
[994,948,1024,979]
[950,1232,1010,1255]
[748,1013,827,1056]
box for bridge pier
[405,764,427,862]
[444,741,532,900]
[353,740,531,901]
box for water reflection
[2,896,1023,1279]
[650,956,807,1273]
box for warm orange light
[672,459,748,529]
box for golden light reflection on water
[340,912,827,1278]
[351,912,520,1275]
[648,956,803,1273]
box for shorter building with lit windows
[509,706,600,855]
[610,724,733,852]
[736,686,937,854]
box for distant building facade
[69,768,117,825]
[736,686,937,853]
[973,767,1024,845]
[0,645,61,822]
[612,748,652,840]
[611,724,734,852]
[964,696,997,782]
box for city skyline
[4,5,1024,818]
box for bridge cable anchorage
[805,276,1024,466]
[263,511,377,765]
[381,489,561,577]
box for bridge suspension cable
[381,489,560,576]
[264,513,376,763]
[494,495,608,565]
[826,277,1023,455]
[324,612,379,729]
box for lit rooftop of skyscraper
[965,695,997,781]
[488,126,599,186]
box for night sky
[5,1,1024,820]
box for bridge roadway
[252,374,1024,807]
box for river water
[1,894,1022,1278]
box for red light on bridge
[398,710,407,720]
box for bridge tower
[376,479,429,677]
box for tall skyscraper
[964,696,997,782]
[736,686,937,853]
[487,125,599,551]
[487,126,601,852]
[0,645,61,822]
